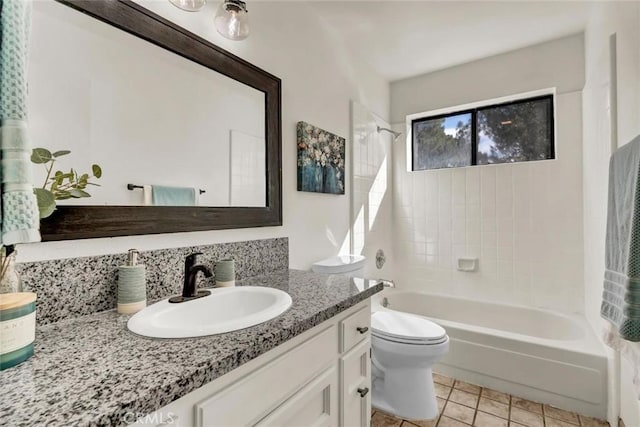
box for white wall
[582,2,640,425]
[20,1,390,267]
[390,35,585,313]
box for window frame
[411,108,475,171]
[410,93,555,171]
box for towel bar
[126,184,205,194]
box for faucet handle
[185,252,204,269]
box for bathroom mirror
[32,0,282,240]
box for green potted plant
[30,148,102,218]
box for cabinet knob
[356,326,369,334]
[357,387,369,398]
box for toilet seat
[372,311,447,345]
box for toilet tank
[311,255,366,277]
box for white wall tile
[497,245,514,262]
[393,93,583,314]
[466,168,481,204]
[452,169,466,204]
[466,219,481,247]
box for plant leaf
[92,164,102,179]
[34,188,56,219]
[52,150,71,158]
[69,189,91,198]
[31,148,52,164]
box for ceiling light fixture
[168,0,250,41]
[214,0,249,41]
[168,0,206,12]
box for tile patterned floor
[371,372,610,427]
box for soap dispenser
[117,249,147,314]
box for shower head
[377,126,402,141]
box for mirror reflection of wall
[28,1,266,208]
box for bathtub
[371,289,608,419]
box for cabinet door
[255,366,338,427]
[340,339,371,427]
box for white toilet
[311,254,449,421]
[310,254,366,277]
[370,310,449,420]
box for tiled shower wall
[351,101,394,280]
[392,92,585,313]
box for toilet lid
[371,311,447,344]
[311,255,366,274]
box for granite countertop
[0,269,382,427]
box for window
[411,94,554,171]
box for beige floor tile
[372,373,609,427]
[545,417,579,427]
[477,397,509,419]
[449,389,479,408]
[435,383,453,399]
[579,415,610,427]
[404,419,438,427]
[510,397,542,415]
[437,415,471,427]
[434,372,455,387]
[443,401,476,424]
[509,407,543,427]
[372,411,403,427]
[481,388,510,404]
[543,405,579,425]
[454,380,482,395]
[474,411,508,427]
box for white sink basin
[127,286,292,338]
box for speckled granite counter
[0,269,382,427]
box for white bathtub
[371,289,608,418]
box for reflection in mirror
[28,1,266,207]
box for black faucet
[169,252,213,303]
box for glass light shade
[169,0,206,12]
[214,0,249,41]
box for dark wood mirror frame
[40,0,282,241]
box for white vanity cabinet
[134,300,372,427]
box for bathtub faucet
[378,279,395,288]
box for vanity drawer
[255,366,338,427]
[340,306,370,353]
[195,325,338,427]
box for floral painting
[297,122,345,195]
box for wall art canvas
[297,121,345,195]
